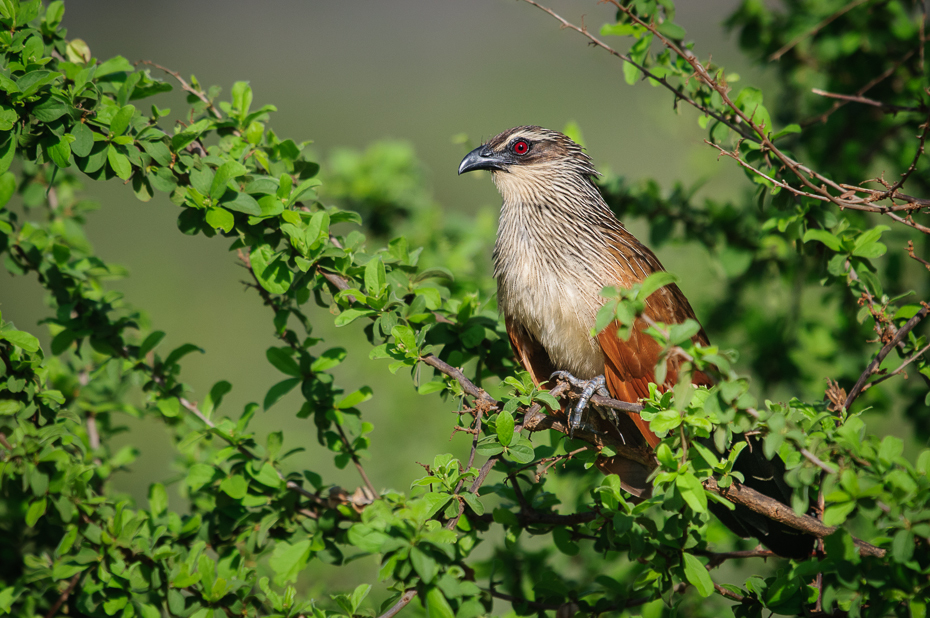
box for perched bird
[458,125,813,560]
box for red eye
[511,139,529,155]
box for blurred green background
[0,0,812,596]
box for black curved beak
[458,145,506,175]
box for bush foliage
[1,0,929,616]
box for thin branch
[44,573,81,618]
[805,49,917,126]
[844,305,930,408]
[334,422,378,497]
[134,60,223,120]
[810,88,926,114]
[484,589,564,611]
[883,115,930,196]
[86,411,100,450]
[517,0,758,143]
[703,477,885,557]
[768,0,873,61]
[377,590,417,618]
[714,583,746,603]
[860,340,930,393]
[800,448,838,475]
[908,240,930,271]
[697,548,775,569]
[596,1,930,223]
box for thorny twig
[908,240,930,271]
[135,60,223,120]
[524,0,930,226]
[860,340,930,393]
[844,305,930,408]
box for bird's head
[458,126,599,206]
[458,126,597,177]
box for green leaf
[878,435,903,466]
[107,145,132,180]
[823,500,856,526]
[289,177,321,205]
[496,410,514,447]
[109,104,135,136]
[425,586,455,618]
[656,21,686,39]
[0,104,17,131]
[268,539,312,586]
[0,171,14,208]
[682,553,713,597]
[16,70,61,98]
[156,397,181,418]
[803,228,841,251]
[250,244,294,294]
[650,409,682,434]
[148,483,168,517]
[411,547,437,583]
[461,492,484,516]
[734,87,772,135]
[250,463,282,488]
[335,308,375,327]
[44,1,64,27]
[205,206,234,232]
[505,436,535,464]
[263,378,300,410]
[637,271,679,300]
[267,347,301,376]
[364,257,386,297]
[210,160,247,200]
[70,122,94,157]
[45,135,71,168]
[231,81,253,120]
[336,386,373,409]
[25,497,47,527]
[220,191,262,215]
[771,123,801,140]
[96,55,134,77]
[219,475,248,499]
[676,472,708,513]
[1,329,40,352]
[311,347,347,372]
[186,464,217,492]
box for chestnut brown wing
[504,315,557,389]
[597,282,714,448]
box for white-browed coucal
[458,125,813,560]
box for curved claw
[550,371,610,438]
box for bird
[458,125,813,560]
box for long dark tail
[708,438,815,560]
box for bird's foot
[549,371,610,438]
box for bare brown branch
[377,590,418,618]
[135,60,223,120]
[810,88,925,114]
[805,49,917,126]
[703,477,885,557]
[44,573,81,618]
[844,305,930,408]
